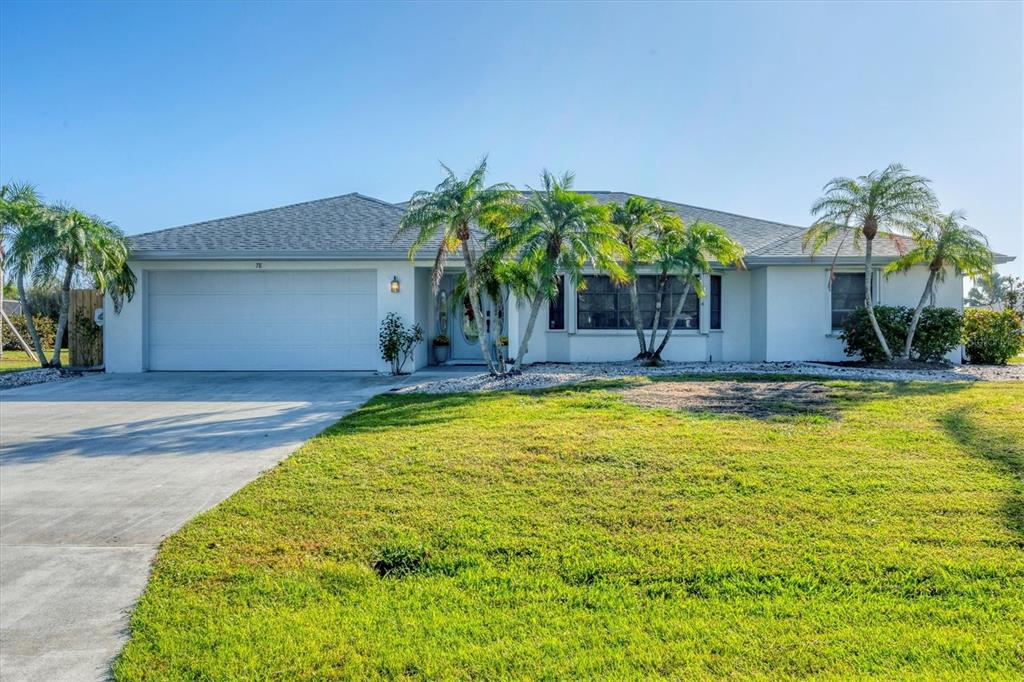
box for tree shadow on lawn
[938,408,1024,541]
[343,376,975,433]
[618,374,973,422]
[328,391,511,434]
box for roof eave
[129,249,414,261]
[742,255,904,266]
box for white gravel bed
[400,361,1024,394]
[0,367,78,391]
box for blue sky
[2,1,1021,274]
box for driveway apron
[0,372,398,682]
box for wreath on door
[461,296,478,342]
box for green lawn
[0,349,68,373]
[115,378,1024,680]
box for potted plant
[432,334,450,363]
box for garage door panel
[320,294,375,319]
[147,270,378,370]
[148,296,190,322]
[319,271,374,294]
[264,324,322,344]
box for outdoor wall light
[390,276,400,293]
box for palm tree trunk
[902,269,936,360]
[515,292,545,369]
[51,264,74,367]
[460,239,498,375]
[17,270,47,365]
[628,279,647,358]
[492,291,506,373]
[647,274,668,351]
[652,280,694,360]
[863,238,893,362]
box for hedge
[963,308,1024,365]
[839,305,963,363]
[2,314,57,351]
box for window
[710,275,722,330]
[831,272,865,329]
[548,276,565,330]
[577,275,699,330]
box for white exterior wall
[105,258,963,372]
[762,266,841,361]
[104,259,420,373]
[749,268,768,361]
[759,265,963,363]
[506,265,962,366]
[413,267,431,370]
[721,270,751,361]
[512,270,748,365]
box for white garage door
[148,270,378,370]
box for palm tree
[11,204,135,367]
[449,243,528,373]
[0,182,43,359]
[886,210,992,360]
[804,163,938,362]
[648,221,745,364]
[505,171,625,369]
[397,158,519,375]
[610,196,682,359]
[966,272,1008,308]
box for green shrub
[839,305,909,363]
[911,307,964,362]
[378,313,423,375]
[840,305,963,363]
[2,314,56,351]
[962,308,1024,365]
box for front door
[439,275,499,363]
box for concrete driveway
[0,371,398,682]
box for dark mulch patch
[618,380,836,419]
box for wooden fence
[69,289,103,368]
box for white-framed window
[576,275,706,330]
[829,271,879,330]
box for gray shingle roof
[583,192,807,256]
[127,190,1014,265]
[750,228,1014,264]
[128,193,413,257]
[749,231,912,260]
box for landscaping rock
[0,368,77,391]
[401,360,1024,394]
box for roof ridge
[349,192,407,210]
[134,192,399,237]
[580,191,808,231]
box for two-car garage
[105,193,423,373]
[146,270,378,371]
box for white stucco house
[104,191,1013,373]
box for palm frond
[886,209,993,283]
